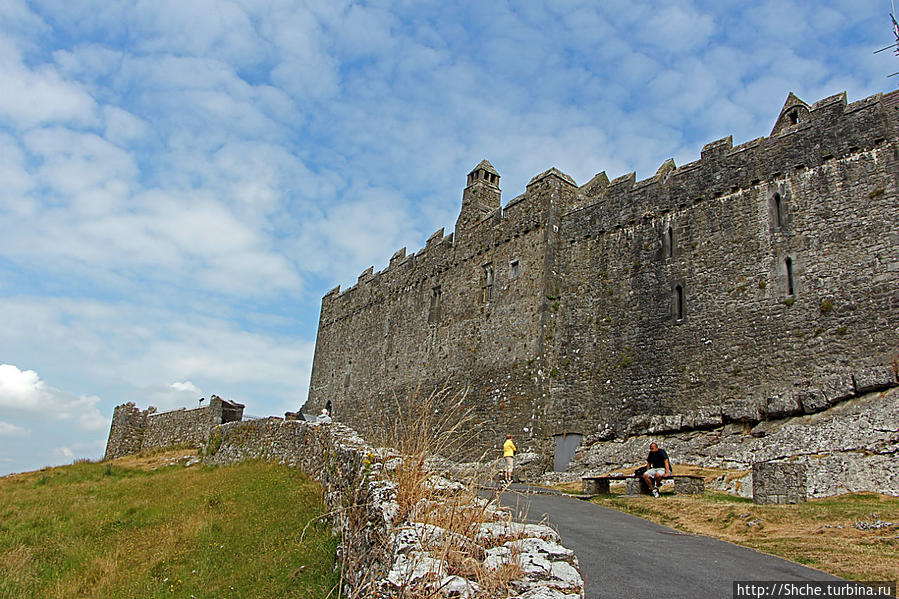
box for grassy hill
[0,451,339,599]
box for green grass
[0,458,339,599]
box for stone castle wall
[549,91,899,437]
[305,90,899,462]
[104,396,244,460]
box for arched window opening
[788,110,799,125]
[429,286,442,323]
[482,263,494,303]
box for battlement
[320,91,898,326]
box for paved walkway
[489,485,842,599]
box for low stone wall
[565,388,899,499]
[204,418,585,598]
[143,406,213,449]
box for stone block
[722,399,761,423]
[763,394,802,418]
[683,406,723,430]
[797,390,829,414]
[672,476,705,494]
[624,414,651,437]
[853,366,897,394]
[625,478,645,496]
[647,414,683,434]
[820,374,856,405]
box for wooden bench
[581,474,705,495]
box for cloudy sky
[0,0,895,476]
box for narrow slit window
[482,263,494,303]
[675,285,684,321]
[773,193,783,227]
[785,257,794,296]
[343,361,352,388]
[510,260,519,278]
[429,286,442,323]
[667,226,674,258]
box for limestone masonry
[104,395,244,460]
[304,90,899,465]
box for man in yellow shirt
[503,434,516,482]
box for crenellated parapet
[319,90,899,335]
[565,91,898,236]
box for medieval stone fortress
[302,89,899,493]
[107,90,899,501]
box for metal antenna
[874,1,899,80]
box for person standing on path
[503,434,516,482]
[643,442,670,498]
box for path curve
[491,486,842,599]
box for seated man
[642,442,670,498]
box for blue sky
[0,0,895,476]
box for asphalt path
[490,485,843,599]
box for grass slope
[0,452,339,599]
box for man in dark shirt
[643,442,671,498]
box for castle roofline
[527,167,576,188]
[470,159,498,176]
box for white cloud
[0,364,108,432]
[0,37,98,129]
[55,447,75,460]
[170,381,200,394]
[0,421,27,436]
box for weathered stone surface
[722,400,762,423]
[682,406,723,430]
[853,365,896,393]
[763,394,802,419]
[565,388,899,499]
[305,90,899,468]
[753,461,807,504]
[797,390,828,414]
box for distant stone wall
[143,406,214,449]
[103,403,147,460]
[103,396,244,459]
[204,419,585,598]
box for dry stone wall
[204,418,585,598]
[306,90,899,465]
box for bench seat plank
[581,474,704,495]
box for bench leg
[626,478,648,495]
[673,477,705,494]
[583,479,611,494]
